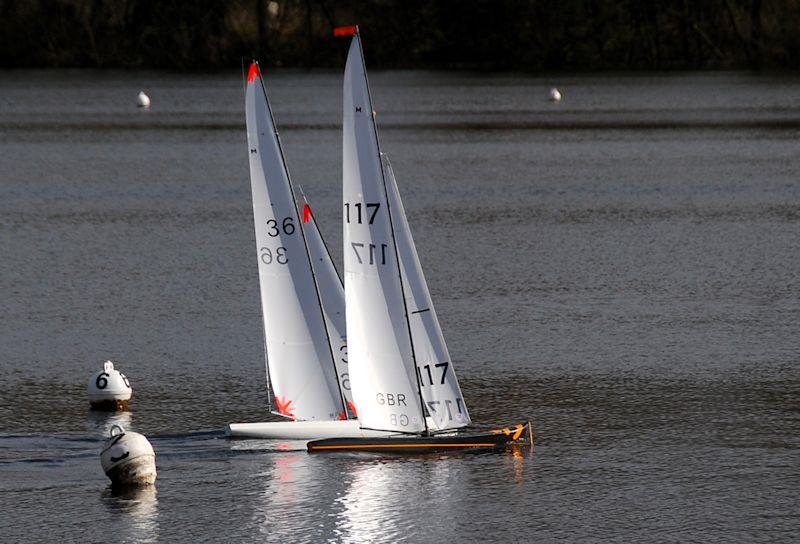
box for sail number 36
[266,217,295,237]
[260,216,294,265]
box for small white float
[548,87,562,102]
[87,360,132,411]
[101,425,157,487]
[136,91,151,108]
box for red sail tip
[247,62,261,83]
[334,25,358,37]
[302,203,313,223]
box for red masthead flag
[334,25,358,37]
[247,62,261,83]
[303,203,313,223]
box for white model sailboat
[308,27,529,452]
[226,62,391,440]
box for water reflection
[252,450,347,541]
[238,441,535,543]
[336,459,422,543]
[100,485,159,543]
[507,444,533,485]
[84,410,132,438]
[333,449,536,542]
[335,456,465,542]
[227,438,306,453]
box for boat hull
[226,419,397,439]
[307,422,532,454]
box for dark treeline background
[1,0,798,71]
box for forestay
[245,62,345,421]
[300,196,355,417]
[342,35,426,433]
[382,155,471,430]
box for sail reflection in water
[334,459,470,542]
[252,451,350,541]
[243,447,530,542]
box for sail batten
[246,62,345,421]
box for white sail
[343,35,426,433]
[300,196,355,418]
[245,62,345,421]
[382,155,471,430]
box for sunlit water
[1,70,798,542]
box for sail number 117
[345,202,380,224]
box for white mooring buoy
[87,360,132,410]
[136,91,151,108]
[548,87,562,102]
[101,425,157,487]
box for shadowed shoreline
[1,0,798,71]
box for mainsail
[342,33,426,433]
[300,195,355,417]
[245,62,346,421]
[381,155,471,430]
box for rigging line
[355,33,429,435]
[256,68,349,418]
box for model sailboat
[308,27,530,453]
[227,62,392,440]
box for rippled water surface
[1,70,799,542]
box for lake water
[1,69,798,542]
